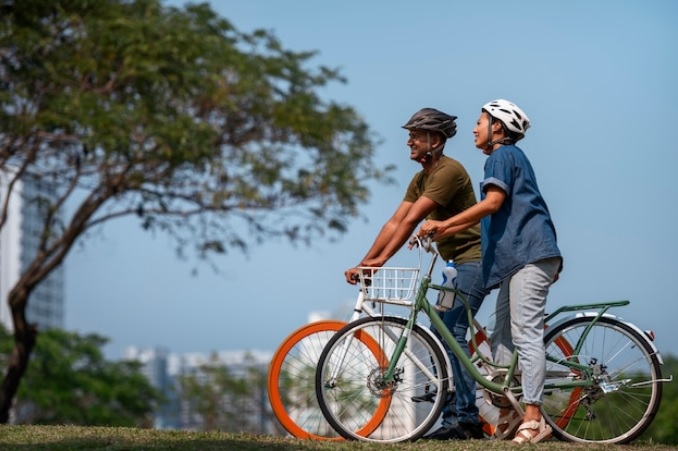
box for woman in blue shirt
[419,99,562,445]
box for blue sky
[65,0,678,360]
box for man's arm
[361,195,438,267]
[345,201,412,283]
[345,196,437,283]
[356,201,413,265]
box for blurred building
[124,346,181,429]
[125,346,274,432]
[0,171,64,332]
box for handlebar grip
[352,273,371,286]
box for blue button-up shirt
[480,144,562,289]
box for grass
[0,427,676,451]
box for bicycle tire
[267,320,390,440]
[542,316,663,444]
[316,316,449,442]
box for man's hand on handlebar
[345,267,361,284]
[345,257,386,284]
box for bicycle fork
[324,314,441,392]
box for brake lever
[352,273,371,287]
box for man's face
[406,129,432,162]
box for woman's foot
[511,417,552,444]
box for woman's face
[473,112,493,154]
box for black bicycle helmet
[402,108,457,139]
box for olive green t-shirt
[404,155,482,263]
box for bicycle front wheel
[316,316,449,443]
[542,316,663,444]
[268,320,390,440]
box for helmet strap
[427,131,445,155]
[485,116,511,151]
[420,131,444,164]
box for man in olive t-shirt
[344,108,490,441]
[404,156,481,263]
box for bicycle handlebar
[408,233,436,254]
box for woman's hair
[500,123,524,144]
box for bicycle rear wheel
[316,316,449,442]
[268,320,389,440]
[542,316,663,444]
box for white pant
[490,257,561,405]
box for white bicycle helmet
[481,99,531,136]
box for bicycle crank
[483,369,522,408]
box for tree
[0,325,162,426]
[178,352,266,432]
[0,0,391,422]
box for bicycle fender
[547,312,663,365]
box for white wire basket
[357,266,420,302]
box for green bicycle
[315,236,669,443]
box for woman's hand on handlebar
[418,219,445,239]
[408,233,435,252]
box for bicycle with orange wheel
[267,243,492,440]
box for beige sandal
[511,417,552,444]
[494,409,522,440]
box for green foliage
[0,326,162,426]
[178,352,266,432]
[640,353,678,444]
[1,0,392,260]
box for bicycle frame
[328,291,458,388]
[340,271,487,386]
[377,246,651,412]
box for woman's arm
[419,186,506,239]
